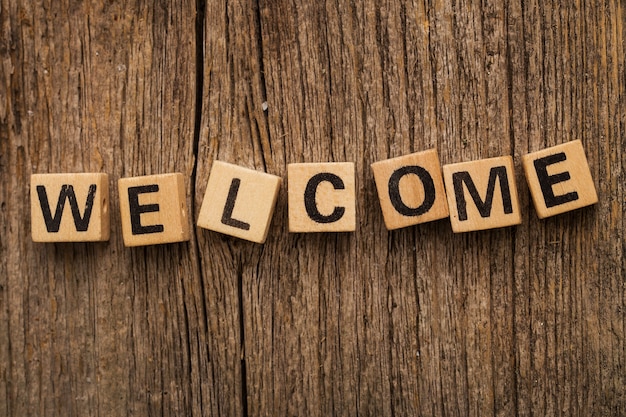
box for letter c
[304,173,346,223]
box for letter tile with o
[371,149,449,230]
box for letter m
[452,166,513,221]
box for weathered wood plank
[1,0,624,416]
[1,1,211,416]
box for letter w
[36,184,97,232]
[452,167,512,221]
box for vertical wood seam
[191,1,210,416]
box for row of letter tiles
[30,140,598,244]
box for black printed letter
[304,173,345,223]
[36,184,97,232]
[533,153,578,208]
[452,166,513,221]
[128,185,164,235]
[221,178,250,230]
[388,166,436,217]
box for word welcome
[31,140,598,245]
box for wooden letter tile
[443,156,521,232]
[288,162,356,233]
[197,161,282,243]
[522,140,598,219]
[371,149,449,230]
[31,173,110,242]
[118,173,190,246]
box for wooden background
[1,0,624,416]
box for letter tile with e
[118,173,190,246]
[522,140,598,219]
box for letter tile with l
[197,161,282,243]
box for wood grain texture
[1,1,210,416]
[2,1,625,416]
